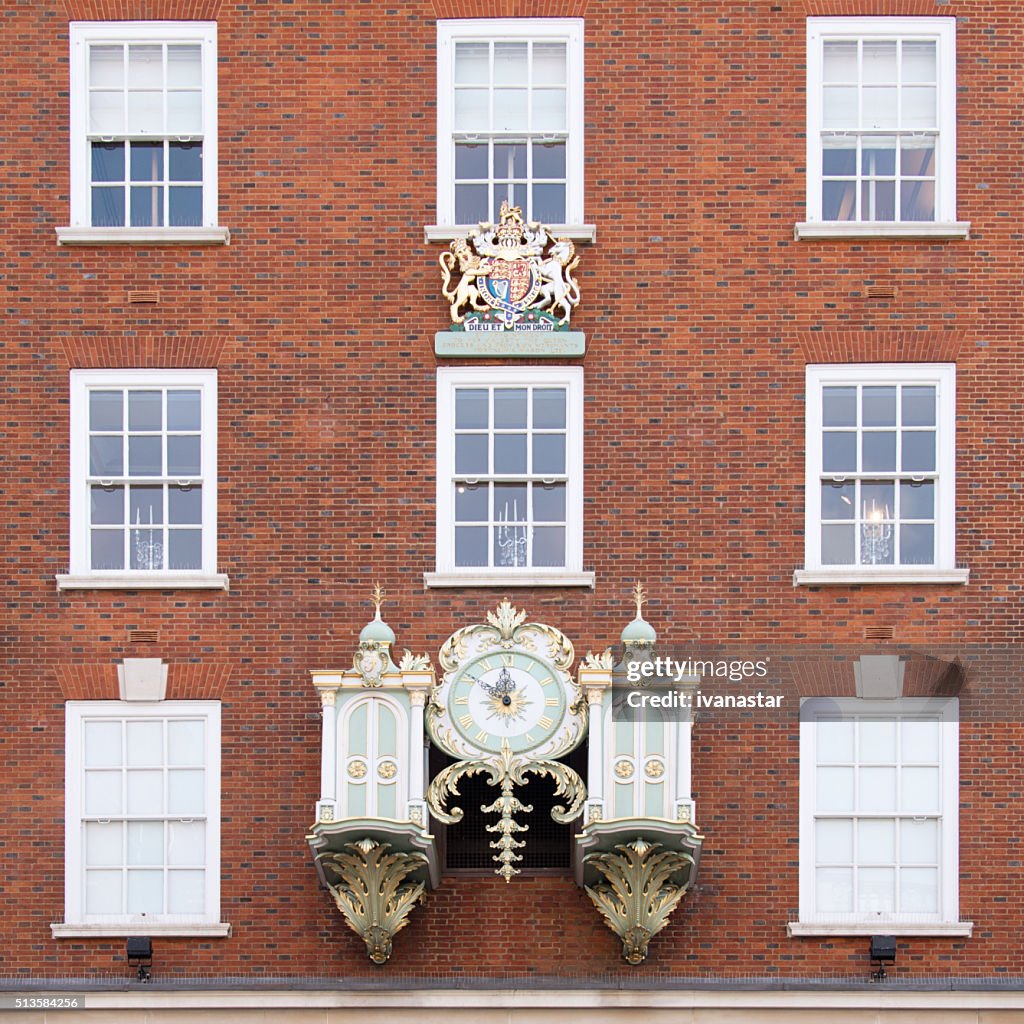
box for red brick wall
[2,0,1022,980]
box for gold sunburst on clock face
[450,651,568,755]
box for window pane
[900,139,935,177]
[900,179,935,222]
[533,388,566,428]
[822,138,856,176]
[86,870,122,914]
[90,389,123,430]
[861,137,896,176]
[816,867,853,912]
[91,486,124,525]
[90,44,124,87]
[493,143,527,179]
[454,42,488,84]
[127,721,163,765]
[822,432,856,471]
[822,41,857,83]
[91,530,125,570]
[167,389,202,431]
[127,770,163,814]
[822,86,856,129]
[901,719,940,762]
[167,91,203,135]
[169,142,203,182]
[862,387,896,426]
[533,43,566,85]
[901,431,935,472]
[533,142,566,179]
[493,42,527,85]
[455,525,487,566]
[127,821,164,866]
[493,89,528,131]
[493,482,527,523]
[90,434,126,474]
[862,41,897,83]
[169,485,201,525]
[127,870,164,914]
[168,720,205,766]
[494,388,527,428]
[900,524,934,565]
[857,766,897,811]
[902,86,936,130]
[130,186,163,227]
[858,867,896,912]
[900,867,938,913]
[130,143,163,182]
[85,771,122,815]
[822,180,855,221]
[455,483,488,521]
[901,766,940,812]
[821,481,855,520]
[168,769,205,815]
[92,187,126,228]
[902,41,937,84]
[91,143,125,183]
[859,719,897,762]
[533,483,566,521]
[130,530,164,570]
[126,91,162,134]
[817,720,854,762]
[900,818,938,863]
[494,434,527,474]
[861,481,894,524]
[900,481,934,521]
[532,88,566,131]
[455,144,488,179]
[168,870,205,914]
[169,187,203,227]
[494,523,526,568]
[128,45,163,88]
[454,88,488,131]
[861,522,894,565]
[168,821,205,866]
[167,45,202,88]
[85,721,122,766]
[861,178,895,221]
[821,524,854,564]
[862,432,896,472]
[533,434,566,475]
[862,87,898,129]
[816,766,854,811]
[89,91,124,134]
[822,386,856,426]
[130,486,163,526]
[532,184,566,225]
[532,526,565,567]
[815,819,853,863]
[85,821,123,866]
[901,386,936,426]
[128,391,162,431]
[168,435,201,476]
[455,184,489,224]
[455,434,489,474]
[857,818,895,864]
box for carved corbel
[584,837,695,965]
[318,838,427,965]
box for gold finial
[633,582,647,619]
[372,583,384,617]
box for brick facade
[2,0,1022,991]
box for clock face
[449,651,568,755]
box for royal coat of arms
[438,202,581,331]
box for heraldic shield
[438,200,581,330]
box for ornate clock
[426,600,588,880]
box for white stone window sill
[794,221,970,241]
[788,920,973,938]
[56,226,231,246]
[424,570,595,589]
[52,922,231,939]
[56,572,230,591]
[794,568,969,587]
[424,224,596,245]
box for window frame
[59,21,228,246]
[795,363,967,586]
[430,18,589,242]
[797,16,967,240]
[791,696,969,937]
[54,700,228,938]
[58,368,228,591]
[427,365,592,588]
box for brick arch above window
[59,0,222,18]
[799,0,957,14]
[430,1,588,17]
[59,336,227,369]
[797,331,964,365]
[55,663,232,701]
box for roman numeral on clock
[475,729,490,744]
[459,713,473,728]
[538,715,553,729]
[544,697,559,707]
[455,696,469,705]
